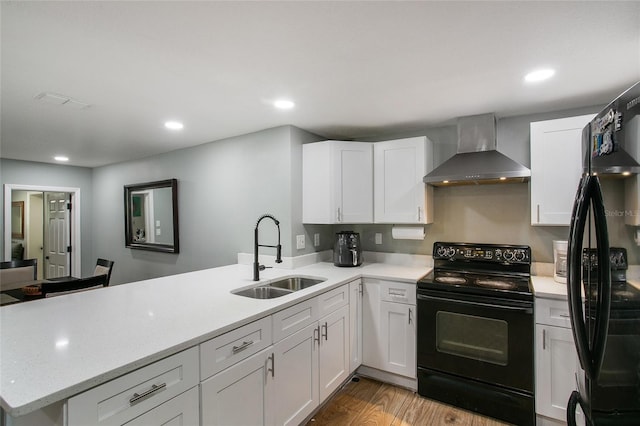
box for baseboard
[356,365,417,392]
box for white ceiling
[1,1,639,168]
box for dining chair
[94,258,114,285]
[41,274,109,298]
[0,259,37,291]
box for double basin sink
[232,276,326,299]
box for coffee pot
[333,231,362,267]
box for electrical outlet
[296,234,305,250]
[314,233,320,247]
[375,233,382,245]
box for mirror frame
[124,179,179,253]
[11,201,24,239]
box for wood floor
[306,377,510,426]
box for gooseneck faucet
[254,214,283,281]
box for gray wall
[342,105,607,264]
[0,159,94,275]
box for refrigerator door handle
[567,175,611,381]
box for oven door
[417,289,534,393]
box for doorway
[3,184,81,278]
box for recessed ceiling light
[273,99,295,110]
[164,121,184,130]
[54,156,69,162]
[524,68,555,83]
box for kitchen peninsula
[0,256,429,425]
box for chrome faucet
[254,214,283,281]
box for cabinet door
[124,386,199,426]
[362,280,383,369]
[201,348,275,426]
[349,279,363,372]
[530,114,594,225]
[379,300,416,378]
[535,324,582,422]
[332,141,373,223]
[319,305,350,401]
[374,137,433,224]
[273,323,319,426]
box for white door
[349,279,363,372]
[44,192,71,278]
[535,324,583,422]
[319,305,350,401]
[273,323,319,426]
[379,300,416,378]
[201,348,275,426]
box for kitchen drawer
[318,283,349,318]
[535,297,571,328]
[67,347,199,426]
[272,296,319,342]
[200,316,272,380]
[123,386,199,426]
[376,279,416,305]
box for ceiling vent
[34,92,91,109]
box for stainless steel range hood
[423,113,531,186]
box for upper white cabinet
[374,137,434,224]
[302,141,373,224]
[530,114,595,225]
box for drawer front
[200,316,272,380]
[377,279,416,305]
[318,283,349,317]
[535,297,571,328]
[123,386,199,426]
[67,347,199,426]
[272,297,319,342]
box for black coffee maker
[333,231,362,267]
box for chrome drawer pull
[232,340,254,354]
[559,313,570,318]
[129,383,166,406]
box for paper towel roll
[391,226,425,240]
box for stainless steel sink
[232,276,327,299]
[268,276,326,291]
[232,286,293,299]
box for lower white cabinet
[201,347,275,426]
[318,304,350,401]
[535,297,583,424]
[349,279,363,372]
[362,279,416,379]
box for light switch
[314,233,320,247]
[156,220,161,227]
[296,235,305,250]
[375,233,382,244]
[156,228,161,236]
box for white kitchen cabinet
[362,278,416,379]
[302,141,373,224]
[318,304,350,401]
[124,386,199,426]
[273,322,319,426]
[535,297,583,424]
[349,279,363,373]
[530,114,595,225]
[67,347,199,426]
[374,136,434,224]
[201,347,275,426]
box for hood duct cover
[423,113,531,186]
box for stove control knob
[503,250,515,261]
[446,247,456,258]
[514,250,527,262]
[436,246,447,257]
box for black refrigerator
[566,81,640,425]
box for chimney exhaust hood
[423,113,531,186]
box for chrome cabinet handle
[537,204,540,223]
[559,313,570,318]
[543,329,546,350]
[314,325,320,345]
[359,282,363,295]
[408,307,413,324]
[232,340,254,354]
[321,322,328,341]
[336,207,342,222]
[417,206,421,221]
[129,383,166,406]
[267,353,275,378]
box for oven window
[436,311,508,366]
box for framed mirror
[124,179,179,253]
[11,201,24,239]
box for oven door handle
[567,174,611,382]
[417,294,533,314]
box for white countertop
[0,261,429,417]
[531,275,568,300]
